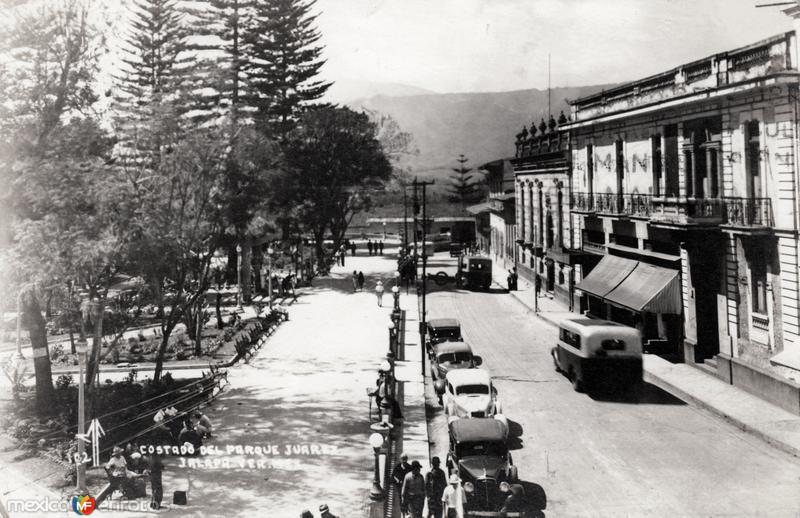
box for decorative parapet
[568,32,795,122]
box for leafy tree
[275,106,392,270]
[2,119,138,412]
[122,107,228,384]
[243,0,331,137]
[0,0,108,413]
[447,154,483,206]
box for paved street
[424,253,800,517]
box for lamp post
[76,338,88,492]
[267,246,274,310]
[387,321,396,357]
[391,286,400,312]
[368,432,385,500]
[236,244,243,310]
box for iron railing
[724,197,773,227]
[570,192,773,227]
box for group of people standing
[392,454,464,518]
[366,239,384,255]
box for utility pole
[403,185,409,253]
[415,178,435,376]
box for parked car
[552,317,643,392]
[431,340,482,403]
[426,318,462,355]
[457,256,492,290]
[449,242,464,257]
[442,369,507,429]
[446,418,519,514]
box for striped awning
[605,261,681,314]
[575,255,638,298]
[576,255,681,315]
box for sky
[314,0,794,94]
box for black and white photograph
[1,0,800,516]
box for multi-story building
[563,30,800,408]
[513,115,579,309]
[469,159,516,266]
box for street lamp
[236,244,243,310]
[14,293,23,359]
[391,285,400,312]
[368,432,385,500]
[387,321,396,356]
[75,339,88,492]
[267,247,275,310]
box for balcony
[570,192,773,228]
[723,197,774,228]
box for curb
[643,369,800,459]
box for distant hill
[325,79,436,105]
[344,85,614,185]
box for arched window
[537,188,544,246]
[557,189,563,249]
[519,185,525,242]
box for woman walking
[352,271,359,292]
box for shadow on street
[587,381,687,405]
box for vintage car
[426,318,462,355]
[449,242,464,257]
[457,256,493,291]
[432,340,482,403]
[442,369,507,429]
[552,317,643,392]
[446,419,520,514]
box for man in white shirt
[440,474,465,518]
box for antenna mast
[548,52,551,118]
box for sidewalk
[491,264,800,459]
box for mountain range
[331,81,614,184]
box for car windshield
[438,352,472,364]
[456,441,507,459]
[432,328,460,340]
[456,384,489,395]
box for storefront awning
[604,261,681,314]
[574,255,638,298]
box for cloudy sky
[315,0,793,94]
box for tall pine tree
[448,154,482,206]
[243,0,331,137]
[184,0,250,129]
[114,0,190,155]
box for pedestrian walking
[375,280,385,307]
[340,245,347,267]
[319,504,339,518]
[426,457,447,518]
[402,461,426,518]
[368,239,373,256]
[351,242,356,256]
[379,240,384,255]
[352,271,359,293]
[357,271,365,291]
[392,454,412,502]
[441,474,465,518]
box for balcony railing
[570,192,773,228]
[724,197,773,227]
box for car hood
[454,395,492,413]
[458,456,505,480]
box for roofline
[570,31,795,108]
[561,73,798,130]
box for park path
[137,253,401,518]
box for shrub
[55,374,73,390]
[49,344,65,362]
